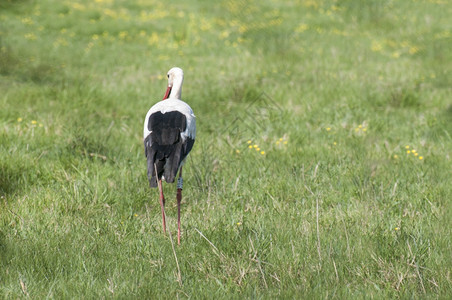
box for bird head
[163,67,184,100]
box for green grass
[1,0,451,298]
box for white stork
[143,67,196,245]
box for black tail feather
[163,142,182,183]
[144,131,184,187]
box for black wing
[144,111,194,187]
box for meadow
[1,0,451,298]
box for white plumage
[143,98,196,144]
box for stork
[143,67,196,245]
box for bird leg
[155,164,166,234]
[176,167,183,245]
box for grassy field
[1,0,451,298]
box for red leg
[157,179,167,233]
[176,167,183,245]
[155,164,166,234]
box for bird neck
[169,77,183,99]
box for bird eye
[167,74,169,78]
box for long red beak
[162,86,172,100]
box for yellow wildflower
[409,46,419,55]
[21,17,34,25]
[118,31,128,39]
[371,40,383,52]
[220,30,230,39]
[24,33,37,40]
[295,23,309,33]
